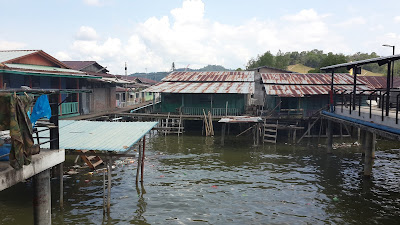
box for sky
[1,0,400,74]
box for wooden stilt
[364,131,374,177]
[59,162,63,209]
[221,123,226,146]
[326,120,333,154]
[103,168,106,216]
[141,136,145,182]
[136,142,142,184]
[107,157,112,214]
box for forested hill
[130,64,228,81]
[246,50,393,75]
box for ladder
[161,113,184,135]
[79,150,104,170]
[264,120,278,143]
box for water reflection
[131,183,148,224]
[1,132,400,224]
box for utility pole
[383,44,395,88]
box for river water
[1,133,400,224]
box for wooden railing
[59,102,79,116]
[182,107,241,116]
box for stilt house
[262,73,369,118]
[145,71,255,116]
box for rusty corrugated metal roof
[261,73,367,85]
[162,71,254,82]
[357,76,400,89]
[144,82,254,94]
[264,84,370,97]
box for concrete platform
[0,149,65,191]
[334,105,400,130]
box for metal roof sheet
[5,63,85,74]
[261,73,367,85]
[162,71,254,82]
[264,84,370,97]
[144,81,254,94]
[357,76,400,89]
[0,50,39,63]
[39,120,158,152]
[2,64,100,79]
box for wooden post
[372,133,376,158]
[221,123,226,146]
[357,128,361,143]
[103,168,106,216]
[340,123,343,140]
[33,169,51,225]
[136,142,142,184]
[360,129,366,155]
[256,123,260,146]
[326,120,333,154]
[59,162,63,209]
[141,136,146,182]
[107,157,112,214]
[293,129,297,143]
[364,131,374,177]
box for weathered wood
[326,120,333,154]
[221,123,226,146]
[297,116,321,143]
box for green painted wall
[265,95,329,117]
[161,93,246,113]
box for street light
[382,44,395,88]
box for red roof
[62,61,97,70]
[358,76,400,89]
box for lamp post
[382,44,395,88]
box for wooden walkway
[64,101,154,121]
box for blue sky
[1,0,399,74]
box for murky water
[1,133,400,224]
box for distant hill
[360,69,384,76]
[287,64,314,73]
[287,63,384,76]
[130,64,229,81]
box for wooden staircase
[263,120,278,143]
[79,150,104,170]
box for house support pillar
[364,131,375,177]
[221,123,226,146]
[360,129,366,155]
[33,169,51,225]
[326,120,333,154]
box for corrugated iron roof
[39,120,158,152]
[5,63,85,74]
[2,63,100,79]
[162,71,254,82]
[0,50,39,63]
[144,81,254,94]
[62,61,97,70]
[264,84,370,97]
[261,73,368,85]
[357,76,400,89]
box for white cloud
[335,17,366,27]
[63,1,348,74]
[75,26,98,41]
[282,9,330,22]
[0,40,27,50]
[55,51,72,61]
[83,0,102,6]
[394,16,400,23]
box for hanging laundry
[30,95,51,127]
[0,93,34,169]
